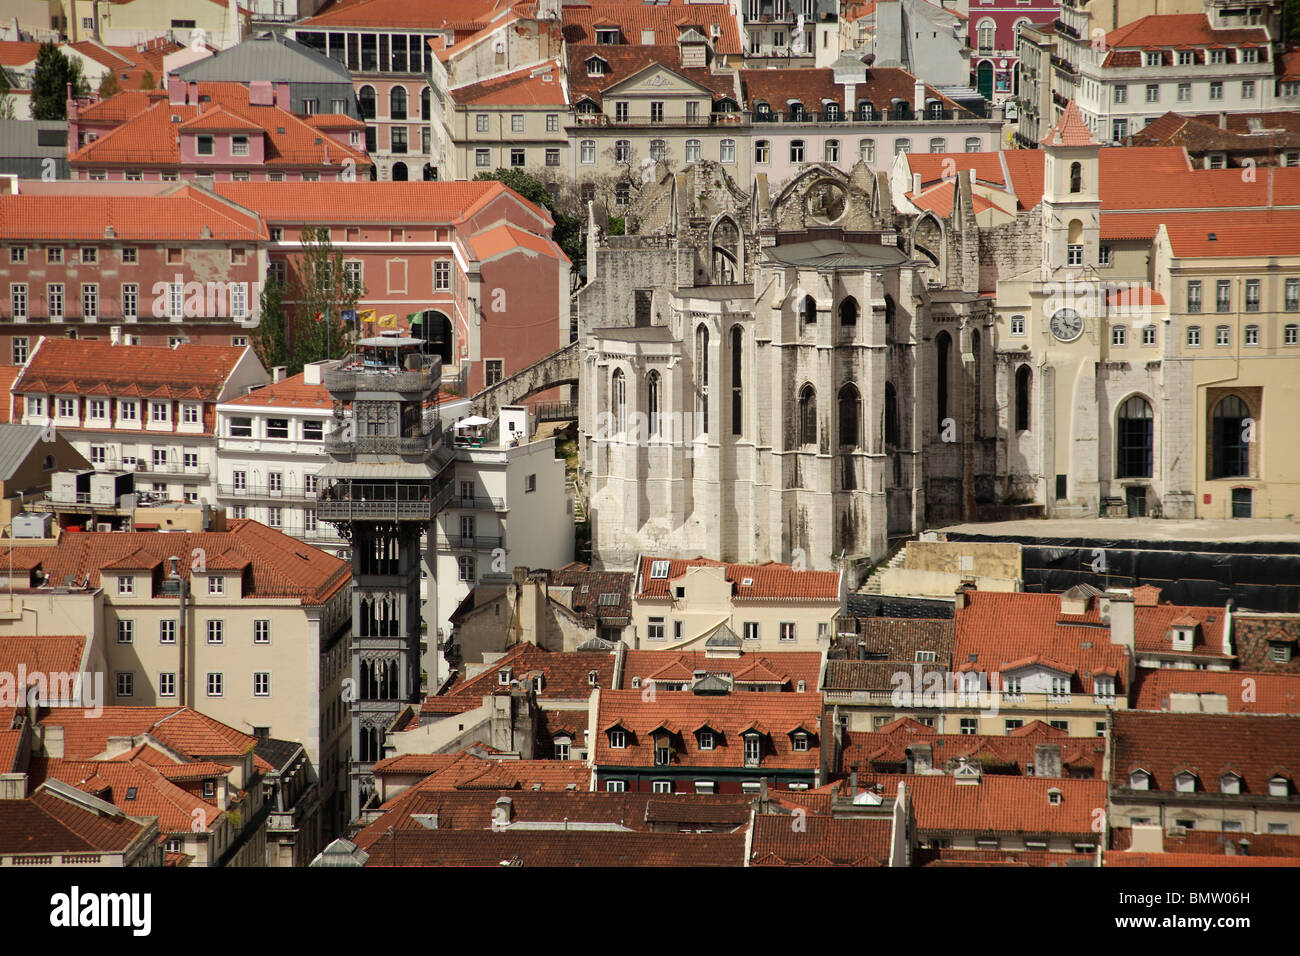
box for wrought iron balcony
[323,432,437,457]
[324,357,439,395]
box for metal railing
[323,433,436,457]
[324,358,439,394]
[217,483,318,503]
[315,478,453,522]
[449,495,506,511]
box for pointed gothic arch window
[936,330,952,427]
[838,383,860,447]
[1116,395,1153,478]
[1015,365,1032,432]
[695,325,710,435]
[884,382,899,447]
[646,370,661,437]
[798,384,817,446]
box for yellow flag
[378,314,397,328]
[358,309,376,322]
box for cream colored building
[0,523,354,834]
[440,59,569,183]
[630,557,843,652]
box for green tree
[289,226,361,373]
[251,274,291,373]
[31,43,89,120]
[1287,0,1300,43]
[0,69,16,121]
[97,69,120,99]
[140,70,156,91]
[473,168,585,273]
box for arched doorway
[391,162,408,182]
[412,310,453,365]
[976,61,994,101]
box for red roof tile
[0,636,88,686]
[0,522,350,606]
[222,372,332,409]
[839,719,1106,777]
[451,59,567,107]
[303,0,515,30]
[1111,826,1300,857]
[16,339,250,403]
[593,689,822,770]
[567,44,738,108]
[1106,851,1300,867]
[952,591,1130,696]
[750,813,892,866]
[1104,13,1268,50]
[0,183,267,242]
[741,66,966,116]
[32,757,222,833]
[1111,711,1300,794]
[623,649,823,692]
[70,83,370,170]
[1134,602,1228,657]
[562,2,742,55]
[0,785,152,855]
[38,706,258,762]
[361,827,747,866]
[445,643,614,700]
[635,555,839,601]
[1041,101,1098,147]
[873,772,1107,835]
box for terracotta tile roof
[1128,110,1300,154]
[567,44,738,108]
[868,772,1107,836]
[1111,826,1300,857]
[839,719,1106,777]
[906,180,1000,216]
[32,757,222,833]
[16,339,249,402]
[303,113,367,130]
[0,635,87,685]
[393,749,592,793]
[446,643,614,699]
[750,812,892,866]
[1111,711,1300,794]
[833,617,954,664]
[0,728,22,773]
[0,41,40,67]
[451,59,568,107]
[952,591,1130,696]
[76,89,169,124]
[907,151,1008,190]
[0,785,152,855]
[213,180,540,228]
[1159,209,1300,257]
[1106,286,1165,307]
[1134,602,1228,657]
[303,0,515,30]
[594,688,822,770]
[562,2,743,56]
[0,522,350,606]
[0,183,267,242]
[417,695,484,719]
[468,222,570,264]
[623,649,822,692]
[1041,100,1097,147]
[1104,13,1268,50]
[69,83,370,170]
[362,827,747,866]
[741,66,966,116]
[1106,851,1300,867]
[38,706,258,762]
[1232,614,1300,673]
[355,788,750,849]
[1282,47,1300,82]
[634,555,840,601]
[222,372,332,410]
[547,562,634,626]
[371,754,462,776]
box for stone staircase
[858,541,911,594]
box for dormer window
[608,729,626,749]
[698,730,715,750]
[595,28,619,44]
[1220,772,1242,795]
[1129,770,1151,790]
[1270,776,1290,797]
[1174,771,1197,793]
[631,676,641,688]
[653,736,671,765]
[1269,642,1293,664]
[498,667,512,685]
[1048,787,1063,805]
[792,733,809,752]
[650,560,670,578]
[532,675,544,693]
[208,575,224,596]
[587,56,608,77]
[1170,626,1195,650]
[588,669,599,686]
[117,575,134,596]
[1095,676,1115,699]
[743,734,761,767]
[796,679,806,693]
[916,650,937,662]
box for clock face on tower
[1049,307,1084,343]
